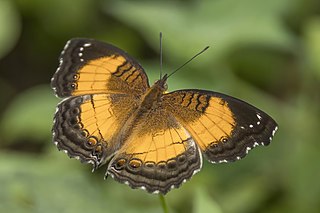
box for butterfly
[51,38,278,194]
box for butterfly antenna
[167,46,209,79]
[159,32,163,80]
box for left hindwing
[53,93,139,168]
[163,89,278,163]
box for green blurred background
[1,0,320,212]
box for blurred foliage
[0,0,20,59]
[0,0,320,212]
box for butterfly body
[52,38,278,194]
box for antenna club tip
[204,46,210,50]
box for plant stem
[159,194,169,213]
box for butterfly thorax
[105,76,168,154]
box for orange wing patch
[121,126,191,163]
[183,97,235,150]
[163,90,236,150]
[73,56,148,96]
[78,94,123,143]
[72,55,126,96]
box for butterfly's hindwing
[53,95,103,166]
[107,106,202,194]
[53,93,139,167]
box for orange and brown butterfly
[51,38,278,194]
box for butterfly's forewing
[51,38,150,98]
[52,38,149,166]
[107,105,202,194]
[163,89,278,163]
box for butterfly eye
[164,83,168,91]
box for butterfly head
[154,73,168,92]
